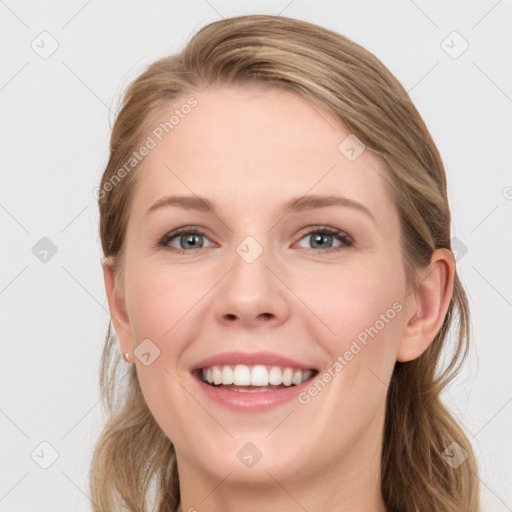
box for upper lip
[190,351,317,372]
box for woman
[91,14,480,512]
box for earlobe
[102,257,133,357]
[396,248,455,362]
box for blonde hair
[92,14,480,512]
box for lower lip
[192,373,315,412]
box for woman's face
[109,84,415,491]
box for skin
[103,84,455,512]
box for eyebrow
[145,194,375,223]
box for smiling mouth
[194,364,318,391]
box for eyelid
[296,225,352,241]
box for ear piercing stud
[123,352,134,364]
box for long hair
[91,14,480,512]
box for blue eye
[159,228,214,252]
[296,226,353,252]
[158,225,353,254]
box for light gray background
[1,1,511,510]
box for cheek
[125,261,207,344]
[123,261,215,418]
[124,268,200,441]
[291,258,405,349]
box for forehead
[129,84,398,226]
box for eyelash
[158,225,354,254]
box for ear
[102,257,134,357]
[397,248,455,362]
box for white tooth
[203,364,312,387]
[282,367,293,386]
[269,366,283,385]
[302,370,313,382]
[251,365,269,386]
[222,365,234,385]
[233,364,251,385]
[212,365,222,385]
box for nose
[213,242,290,329]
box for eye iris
[310,233,333,249]
[181,233,203,249]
